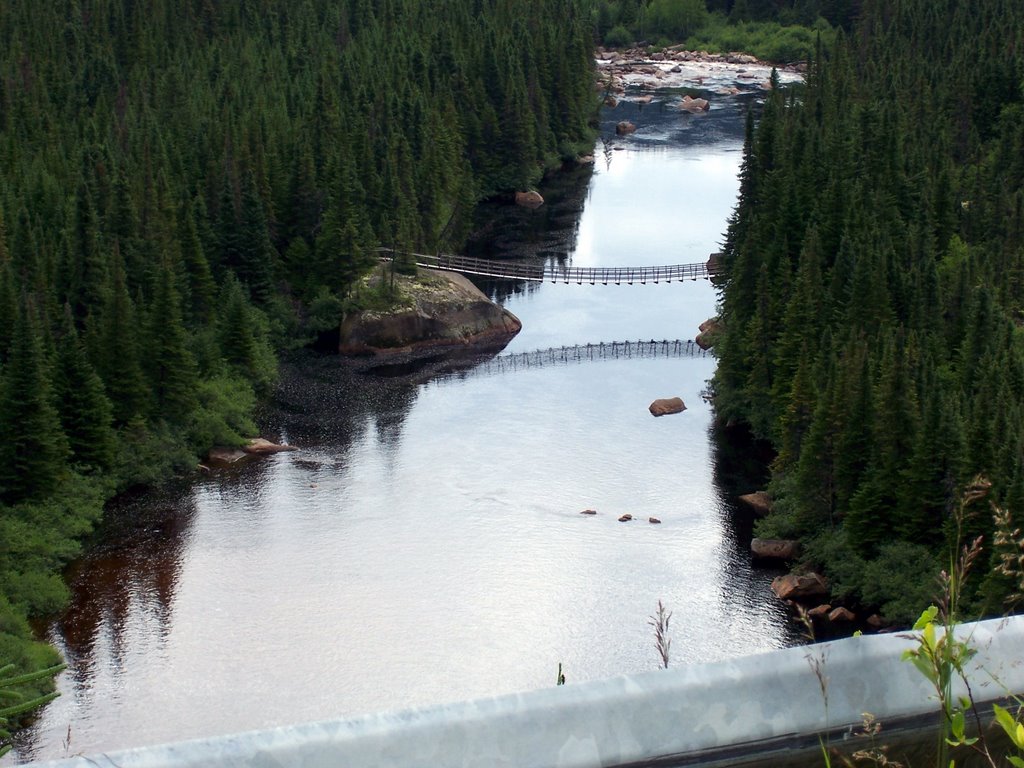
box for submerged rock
[205,446,248,465]
[243,438,298,455]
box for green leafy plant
[900,477,1024,768]
[0,662,65,758]
[992,703,1024,767]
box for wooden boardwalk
[378,250,721,284]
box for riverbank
[7,81,807,760]
[596,45,804,98]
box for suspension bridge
[469,338,708,376]
[378,249,722,284]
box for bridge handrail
[376,248,721,283]
[468,339,708,376]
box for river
[12,62,803,764]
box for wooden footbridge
[378,249,721,284]
[469,339,707,377]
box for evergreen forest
[0,0,596,717]
[4,0,1024,748]
[714,0,1024,622]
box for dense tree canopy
[713,0,1024,620]
[0,0,596,725]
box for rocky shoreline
[595,45,805,102]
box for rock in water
[649,397,686,416]
[243,438,298,455]
[807,604,832,619]
[737,491,772,516]
[205,447,248,465]
[618,514,633,522]
[679,95,710,112]
[750,538,800,561]
[695,317,722,350]
[514,190,544,208]
[771,573,829,601]
[828,607,856,623]
[339,270,522,357]
[616,120,636,135]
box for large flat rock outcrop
[339,269,521,357]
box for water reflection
[56,492,193,670]
[13,82,800,763]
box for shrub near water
[684,15,831,62]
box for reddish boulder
[807,604,832,619]
[738,491,772,516]
[244,438,298,455]
[679,95,710,112]
[649,397,686,416]
[751,538,800,561]
[698,317,720,334]
[514,190,544,208]
[618,514,633,522]
[771,572,829,601]
[828,607,856,623]
[580,509,598,515]
[616,120,636,135]
[648,517,662,524]
[206,447,248,465]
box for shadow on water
[465,160,593,304]
[465,162,592,263]
[54,488,196,671]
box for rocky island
[338,268,522,359]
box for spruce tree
[53,306,117,472]
[0,296,70,503]
[144,257,199,424]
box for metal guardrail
[30,616,1024,768]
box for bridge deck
[378,250,720,284]
[474,339,707,376]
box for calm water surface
[14,81,800,763]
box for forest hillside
[0,0,596,716]
[714,0,1024,621]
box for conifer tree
[144,257,200,424]
[92,246,149,425]
[53,306,117,472]
[0,296,69,503]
